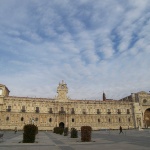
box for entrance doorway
[144,108,150,128]
[59,122,65,128]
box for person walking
[119,126,123,134]
[14,127,17,134]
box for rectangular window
[117,109,121,114]
[83,109,86,114]
[61,107,64,111]
[7,106,11,112]
[127,109,130,114]
[107,109,111,114]
[49,118,52,122]
[49,108,53,113]
[22,106,26,112]
[59,107,65,114]
[97,109,100,114]
[36,107,39,113]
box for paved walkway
[0,129,150,150]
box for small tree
[64,127,68,136]
[53,127,64,135]
[23,124,38,143]
[70,128,78,138]
[81,126,92,142]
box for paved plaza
[0,129,150,150]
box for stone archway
[59,122,65,128]
[144,108,150,128]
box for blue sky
[0,0,150,100]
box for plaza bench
[0,134,4,141]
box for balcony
[6,109,11,112]
[83,112,86,115]
[35,110,40,113]
[117,112,121,114]
[21,109,26,113]
[49,111,53,114]
[107,112,111,114]
[97,111,101,114]
[59,111,66,114]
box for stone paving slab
[0,130,150,150]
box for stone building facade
[0,81,150,130]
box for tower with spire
[103,92,106,101]
[56,80,68,101]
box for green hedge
[64,127,68,136]
[81,126,92,142]
[53,127,64,135]
[70,128,78,138]
[23,124,38,143]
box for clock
[0,89,2,95]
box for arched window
[143,99,147,103]
[128,118,130,122]
[109,118,111,122]
[6,116,9,120]
[72,118,74,122]
[98,119,100,122]
[119,118,121,122]
[21,117,24,121]
[49,118,52,122]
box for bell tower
[56,80,68,101]
[0,84,10,104]
[103,92,106,101]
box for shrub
[70,128,78,138]
[59,128,64,135]
[64,127,68,136]
[53,127,64,135]
[81,126,92,142]
[23,124,38,143]
[35,125,38,135]
[53,127,57,133]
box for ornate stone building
[0,81,150,130]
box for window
[7,106,11,112]
[127,109,130,114]
[117,109,121,114]
[83,109,86,114]
[22,106,26,112]
[6,116,9,120]
[98,119,100,122]
[119,118,121,122]
[49,118,52,122]
[72,118,74,122]
[61,107,64,111]
[49,108,53,113]
[107,109,111,114]
[109,118,111,122]
[36,107,39,113]
[35,118,38,121]
[97,109,100,114]
[128,118,130,122]
[59,107,65,114]
[21,117,24,121]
